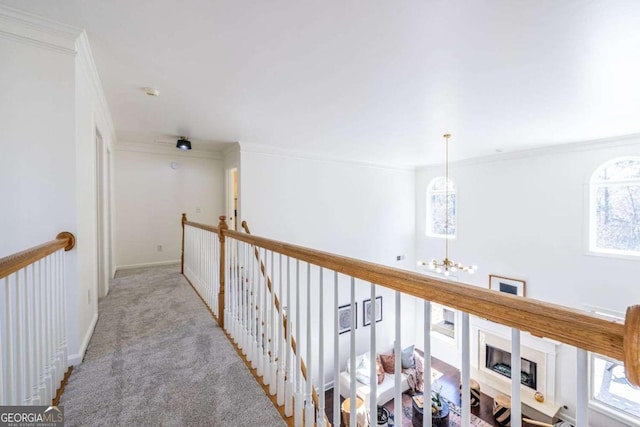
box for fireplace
[485,344,537,390]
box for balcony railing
[181,214,639,427]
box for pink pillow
[379,353,395,374]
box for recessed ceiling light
[495,149,503,153]
[143,87,160,97]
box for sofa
[338,345,423,406]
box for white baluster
[461,312,470,426]
[60,250,68,390]
[349,277,357,427]
[423,301,432,427]
[277,253,285,406]
[42,257,52,402]
[55,252,63,390]
[263,249,270,386]
[227,237,232,338]
[511,328,522,427]
[369,283,377,425]
[317,268,325,427]
[36,260,45,404]
[243,241,249,355]
[1,276,9,404]
[207,231,212,310]
[305,263,314,426]
[394,292,401,426]
[295,260,303,427]
[270,250,277,396]
[26,265,35,404]
[576,348,588,426]
[232,239,238,345]
[333,271,340,427]
[251,245,258,368]
[18,269,27,404]
[53,252,60,392]
[285,256,293,417]
[257,247,265,378]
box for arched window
[426,176,456,238]
[590,158,640,256]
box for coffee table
[411,393,449,427]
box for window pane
[431,177,455,192]
[592,355,640,419]
[595,159,640,181]
[595,184,640,251]
[430,193,456,236]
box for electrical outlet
[157,245,163,252]
[195,207,201,213]
[88,289,91,304]
[396,255,405,261]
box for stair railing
[181,213,640,427]
[0,231,76,406]
[241,221,328,425]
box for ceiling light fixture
[176,137,192,150]
[143,87,160,96]
[418,133,477,276]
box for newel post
[218,215,229,328]
[181,213,187,274]
[625,305,640,387]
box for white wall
[240,147,416,386]
[113,145,225,269]
[0,9,114,366]
[0,34,76,256]
[415,136,640,426]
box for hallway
[60,265,285,427]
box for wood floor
[324,357,502,426]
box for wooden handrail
[0,231,75,280]
[625,305,640,386]
[184,220,220,235]
[221,228,640,386]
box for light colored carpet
[61,264,286,427]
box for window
[590,158,640,257]
[426,177,456,238]
[591,354,640,421]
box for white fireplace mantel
[470,316,562,421]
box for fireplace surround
[471,317,561,421]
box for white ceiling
[3,0,640,166]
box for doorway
[226,167,238,230]
[96,131,112,297]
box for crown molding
[416,133,640,171]
[0,4,81,54]
[239,142,415,172]
[222,142,241,156]
[76,31,116,143]
[114,141,223,160]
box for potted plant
[431,384,443,412]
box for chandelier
[418,133,477,277]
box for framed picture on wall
[489,275,526,297]
[338,303,357,334]
[363,296,383,326]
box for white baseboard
[68,312,98,366]
[115,260,180,273]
